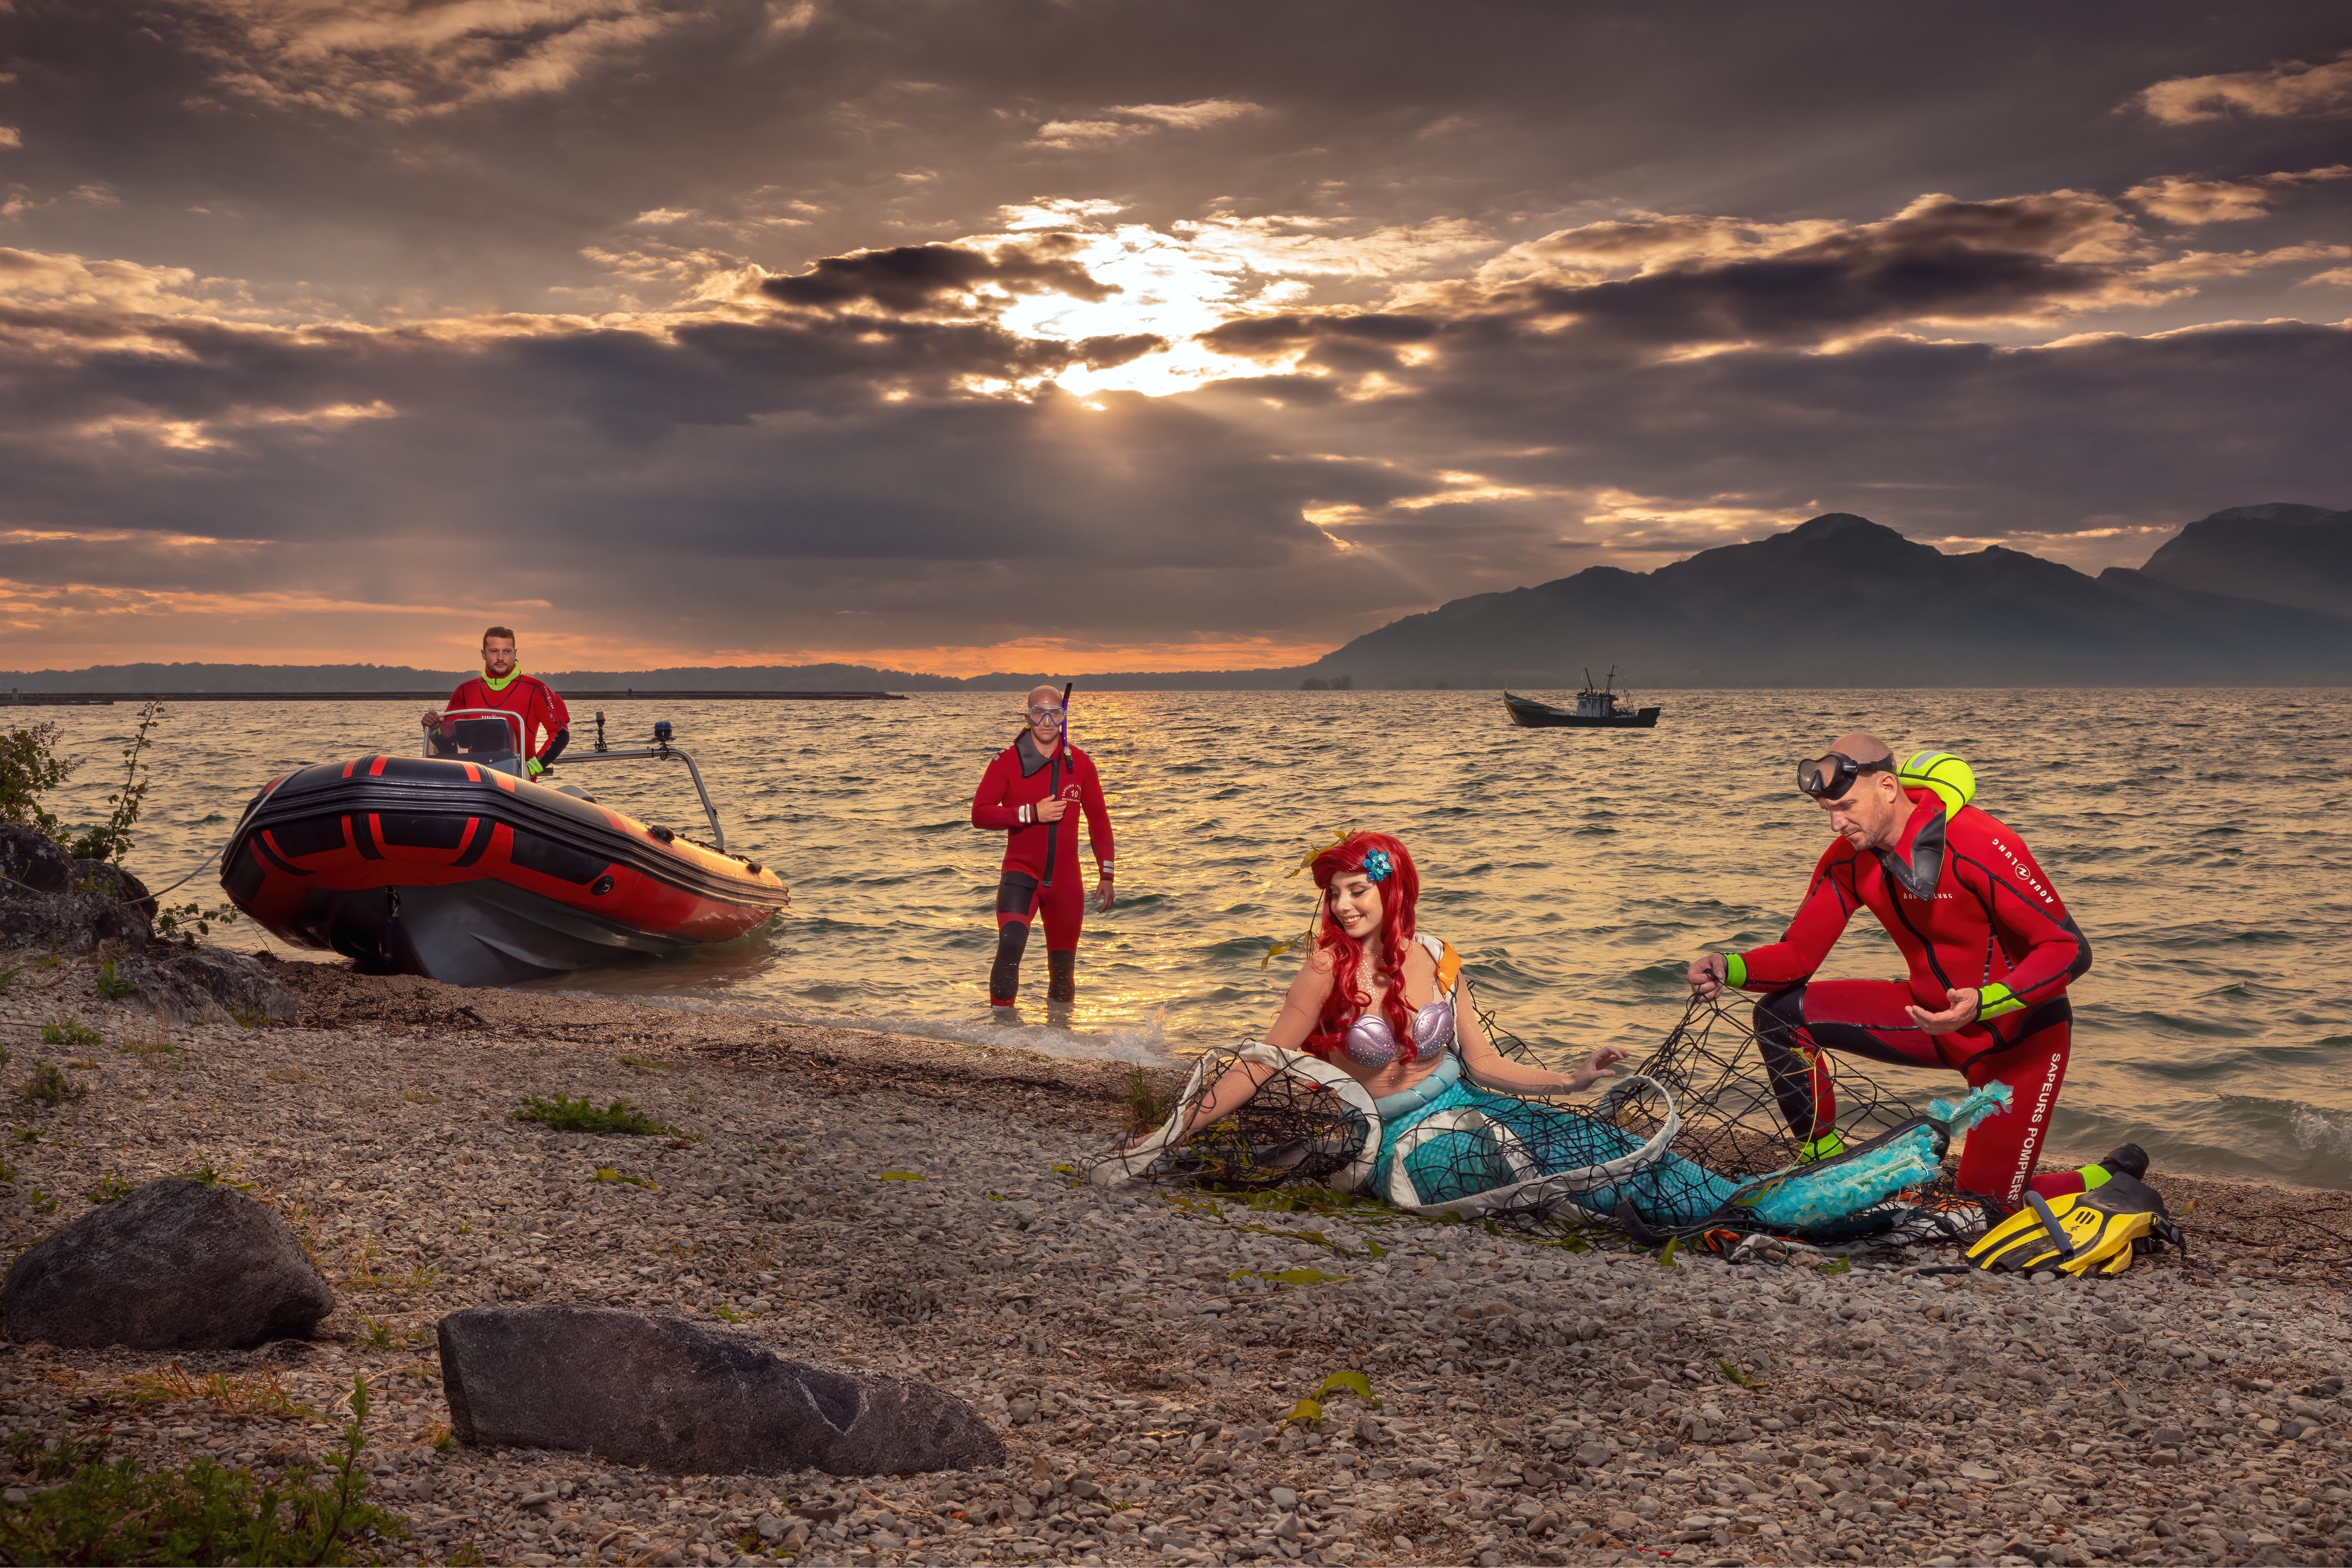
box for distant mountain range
[1292,502,2352,689]
[6,503,2346,692]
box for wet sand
[3,954,2348,1568]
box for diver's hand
[1035,798,1070,823]
[1563,1045,1632,1091]
[1688,953,1728,1000]
[1905,987,1980,1035]
[1094,875,1115,914]
[420,709,442,728]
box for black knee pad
[1047,949,1075,1003]
[989,922,1031,1004]
[1753,984,1808,1045]
[1751,984,1820,1135]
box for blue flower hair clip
[1362,849,1393,883]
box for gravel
[3,949,2349,1567]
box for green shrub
[0,719,73,834]
[64,700,162,865]
[0,1377,405,1566]
[41,1019,102,1049]
[87,1171,136,1202]
[95,962,141,1001]
[18,1059,87,1107]
[512,1095,666,1136]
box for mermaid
[1091,831,2007,1237]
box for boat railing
[425,708,529,773]
[555,711,728,853]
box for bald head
[1810,730,1911,851]
[1024,684,1066,748]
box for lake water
[24,688,2352,1190]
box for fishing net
[1125,1049,1374,1192]
[1095,995,1980,1245]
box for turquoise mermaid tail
[1087,1039,2008,1240]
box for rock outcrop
[0,821,154,954]
[120,946,299,1024]
[437,1305,1005,1476]
[2,1178,334,1350]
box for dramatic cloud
[759,236,1119,315]
[1030,98,1263,148]
[2127,165,2352,224]
[175,0,685,120]
[0,3,2345,670]
[2132,48,2352,124]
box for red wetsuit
[442,673,570,772]
[1729,787,2091,1205]
[970,731,1114,1004]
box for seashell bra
[1340,935,1461,1068]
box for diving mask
[1796,751,1895,801]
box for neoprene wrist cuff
[1976,981,2022,1019]
[1724,953,1749,988]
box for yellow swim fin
[1965,1173,2184,1277]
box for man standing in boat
[970,685,1115,1017]
[420,626,571,777]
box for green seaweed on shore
[511,1095,666,1136]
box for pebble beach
[4,953,2350,1568]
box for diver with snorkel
[970,684,1115,1018]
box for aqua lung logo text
[1989,837,2056,906]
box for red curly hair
[1304,831,1422,1061]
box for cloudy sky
[3,3,2348,674]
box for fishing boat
[220,709,787,986]
[1502,668,1662,729]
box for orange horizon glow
[0,598,1342,678]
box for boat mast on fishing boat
[1502,667,1663,729]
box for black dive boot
[1047,949,1076,1005]
[2096,1143,2149,1182]
[989,923,1030,1017]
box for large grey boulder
[2,1178,334,1349]
[437,1305,1005,1476]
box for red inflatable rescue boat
[222,709,787,986]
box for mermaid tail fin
[1725,1084,2009,1233]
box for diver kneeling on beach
[1093,832,2001,1237]
[1690,736,2142,1212]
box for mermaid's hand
[1567,1046,1631,1090]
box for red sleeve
[446,679,476,710]
[1949,813,2090,1015]
[544,683,571,736]
[1080,752,1113,868]
[1734,843,1861,990]
[971,750,1023,830]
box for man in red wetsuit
[970,685,1115,1013]
[1689,733,2140,1207]
[419,625,571,777]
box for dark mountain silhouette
[8,507,2347,693]
[1296,511,2352,687]
[2134,503,2352,619]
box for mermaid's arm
[1455,978,1628,1094]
